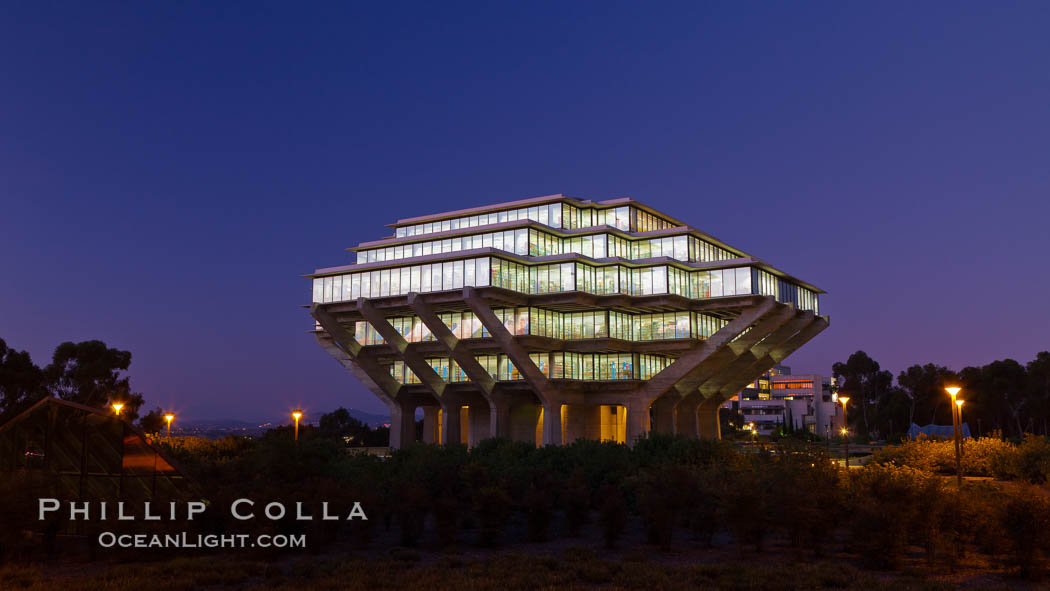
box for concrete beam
[357,298,449,398]
[632,297,777,404]
[407,293,497,394]
[728,303,796,355]
[751,310,815,359]
[311,305,402,401]
[464,287,556,403]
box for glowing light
[111,403,124,416]
[955,400,964,408]
[945,386,961,398]
[292,409,304,441]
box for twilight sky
[2,2,1048,421]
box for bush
[996,486,1050,579]
[595,483,627,549]
[871,436,1048,482]
[847,464,928,568]
[562,469,590,537]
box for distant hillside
[180,408,390,429]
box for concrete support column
[542,400,562,446]
[675,395,701,437]
[389,399,417,449]
[441,401,463,446]
[625,399,650,446]
[422,406,440,444]
[698,398,722,440]
[651,397,677,435]
[490,398,512,441]
[469,405,490,447]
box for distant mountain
[180,408,390,429]
[342,408,391,427]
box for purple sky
[2,3,1048,421]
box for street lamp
[956,399,965,456]
[164,413,175,437]
[841,427,850,468]
[111,402,124,416]
[837,396,850,432]
[292,410,303,441]
[945,387,963,487]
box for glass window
[736,267,752,295]
[420,264,432,291]
[452,260,464,289]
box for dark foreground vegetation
[0,550,1027,591]
[4,432,1050,588]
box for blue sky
[2,1,1048,420]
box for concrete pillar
[422,406,440,444]
[388,399,417,449]
[469,404,490,446]
[675,395,700,437]
[440,402,462,445]
[542,401,563,446]
[625,400,650,446]
[651,397,677,435]
[698,398,721,439]
[508,404,542,444]
[490,398,511,440]
[561,404,603,443]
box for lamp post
[292,410,303,441]
[841,427,850,468]
[111,402,124,417]
[956,399,965,456]
[837,396,850,465]
[945,387,963,487]
[164,413,175,437]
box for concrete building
[308,195,828,448]
[731,373,840,436]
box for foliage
[833,350,1050,441]
[0,338,46,423]
[870,435,1050,483]
[0,337,146,421]
[139,406,166,435]
[0,551,989,591]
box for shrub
[595,483,627,549]
[1013,435,1050,484]
[562,468,590,537]
[522,469,555,542]
[847,464,927,568]
[722,454,777,554]
[475,484,513,546]
[996,485,1050,579]
[686,468,723,547]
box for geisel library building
[308,195,827,448]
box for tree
[317,407,389,446]
[0,338,46,423]
[139,407,166,435]
[963,359,1029,438]
[897,364,957,428]
[1025,352,1050,435]
[833,351,893,438]
[43,340,144,420]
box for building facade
[729,372,841,436]
[309,195,828,448]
